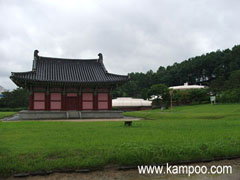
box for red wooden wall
[30,87,112,111]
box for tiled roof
[11,53,129,87]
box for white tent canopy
[112,97,152,107]
[169,82,205,90]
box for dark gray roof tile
[11,55,129,86]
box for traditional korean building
[10,50,129,114]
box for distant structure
[169,82,205,90]
[0,85,5,98]
[112,97,152,111]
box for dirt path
[2,116,141,122]
[3,158,240,180]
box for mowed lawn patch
[0,112,16,119]
[0,104,240,176]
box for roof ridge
[10,51,129,87]
[11,71,34,75]
[39,56,98,62]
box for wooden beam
[108,87,112,110]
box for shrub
[148,84,170,108]
[172,89,209,105]
[0,107,27,112]
[217,88,240,103]
[0,88,29,108]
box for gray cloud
[1,0,240,89]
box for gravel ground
[2,158,240,180]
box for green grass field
[0,104,240,176]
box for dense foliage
[0,88,29,108]
[113,45,240,102]
[172,89,209,105]
[147,84,169,99]
[147,84,170,107]
[214,70,240,103]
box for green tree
[226,70,240,89]
[147,84,170,108]
[0,88,29,108]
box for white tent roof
[112,97,152,107]
[169,82,205,90]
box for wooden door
[66,93,78,111]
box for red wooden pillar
[93,94,96,110]
[96,94,98,110]
[93,94,98,110]
[76,94,80,110]
[29,94,34,110]
[78,95,82,110]
[62,94,66,111]
[93,89,98,110]
[29,86,34,110]
[108,93,112,110]
[45,94,50,110]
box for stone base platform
[18,110,124,120]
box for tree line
[113,44,240,101]
[0,88,29,110]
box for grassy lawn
[0,112,17,119]
[0,104,240,176]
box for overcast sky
[1,0,240,89]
